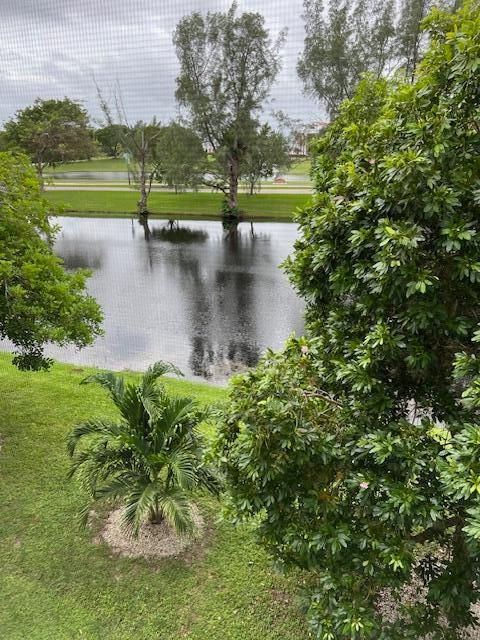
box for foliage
[241,124,291,195]
[0,152,102,370]
[3,98,96,177]
[95,124,128,158]
[45,189,305,219]
[157,122,206,192]
[217,4,480,638]
[68,362,220,536]
[122,120,163,216]
[173,1,285,214]
[297,0,396,117]
[297,0,461,117]
[0,355,311,640]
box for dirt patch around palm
[100,504,205,559]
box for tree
[216,4,480,637]
[241,124,291,195]
[95,86,162,218]
[298,0,461,118]
[68,362,220,536]
[0,152,102,370]
[3,98,96,180]
[297,0,396,118]
[95,124,128,158]
[157,123,206,193]
[173,2,285,218]
[397,0,462,79]
[122,120,163,217]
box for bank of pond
[0,355,309,639]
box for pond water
[34,217,304,383]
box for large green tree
[298,0,462,118]
[217,4,480,638]
[95,124,128,158]
[297,0,396,117]
[0,152,102,370]
[3,98,96,179]
[173,2,285,218]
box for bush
[216,4,480,638]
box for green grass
[44,157,313,179]
[0,354,309,640]
[45,158,129,173]
[288,159,311,175]
[45,190,308,220]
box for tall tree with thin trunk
[298,0,462,118]
[297,0,396,118]
[173,2,285,218]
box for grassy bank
[44,157,312,177]
[0,354,308,640]
[45,190,307,220]
[45,158,129,173]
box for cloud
[0,0,321,126]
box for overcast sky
[0,0,322,128]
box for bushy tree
[241,124,291,195]
[68,362,220,535]
[95,124,128,158]
[3,98,96,179]
[216,4,480,638]
[0,152,102,370]
[157,123,206,193]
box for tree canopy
[157,123,206,192]
[0,152,102,370]
[3,98,96,178]
[173,1,285,216]
[217,3,480,637]
[241,124,291,194]
[298,0,461,118]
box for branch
[297,389,342,408]
[411,516,460,544]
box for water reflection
[16,217,304,383]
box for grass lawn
[288,159,311,175]
[45,158,129,173]
[0,354,309,640]
[45,190,308,220]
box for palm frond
[157,490,196,536]
[165,446,198,490]
[142,361,183,387]
[81,371,125,407]
[121,481,159,536]
[66,419,122,456]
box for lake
[36,216,305,383]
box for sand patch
[101,504,205,559]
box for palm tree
[67,362,220,536]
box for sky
[0,0,322,128]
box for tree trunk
[137,153,148,218]
[227,156,239,213]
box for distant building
[291,121,329,156]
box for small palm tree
[67,362,220,536]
